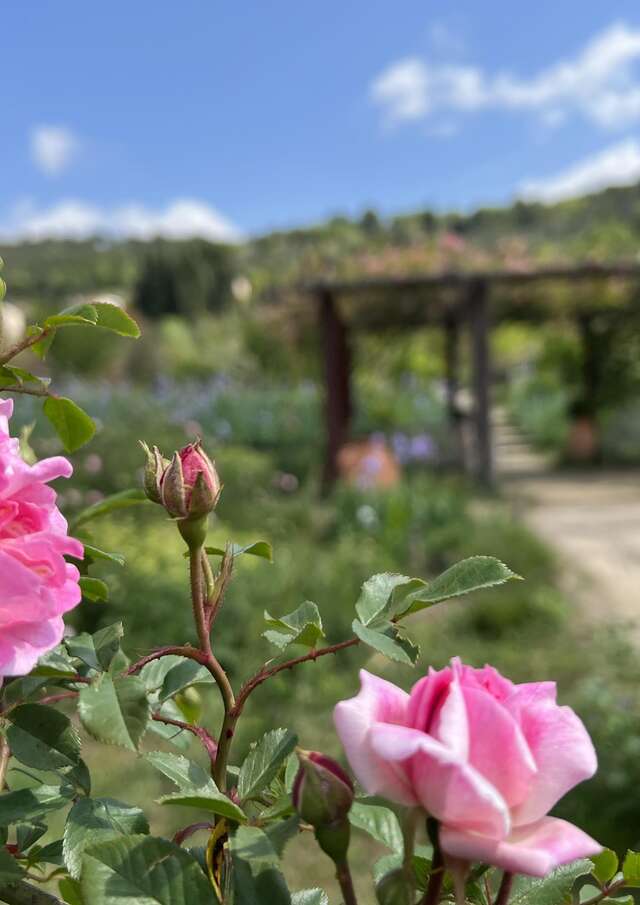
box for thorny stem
[402,807,421,893]
[151,713,218,766]
[173,821,215,847]
[0,385,50,398]
[494,872,514,905]
[233,636,360,717]
[0,327,52,366]
[335,858,358,905]
[420,825,444,905]
[188,547,235,788]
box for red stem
[232,636,359,717]
[151,713,218,766]
[494,873,514,905]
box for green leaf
[0,366,50,390]
[158,659,213,702]
[230,826,291,905]
[145,751,212,790]
[205,540,273,562]
[43,396,95,452]
[158,789,246,822]
[398,556,521,617]
[355,573,415,626]
[509,860,593,905]
[31,327,57,360]
[82,544,125,567]
[78,675,150,751]
[263,602,324,651]
[349,802,404,853]
[7,704,81,772]
[591,849,619,885]
[66,622,123,671]
[0,847,25,882]
[63,797,149,879]
[352,619,420,665]
[238,729,298,802]
[2,676,50,706]
[264,815,300,857]
[70,489,148,529]
[78,576,109,603]
[292,891,329,905]
[45,305,98,328]
[145,751,246,823]
[59,876,85,905]
[31,646,78,679]
[81,834,213,904]
[92,302,140,338]
[623,851,640,886]
[0,784,73,824]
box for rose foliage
[0,271,634,905]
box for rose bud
[293,750,354,863]
[159,441,222,521]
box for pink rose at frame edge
[0,398,83,676]
[334,658,601,877]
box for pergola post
[468,279,493,485]
[577,313,599,414]
[318,289,352,491]
[444,315,463,468]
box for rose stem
[494,872,514,905]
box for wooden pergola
[306,263,640,489]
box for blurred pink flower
[0,398,83,676]
[334,659,600,877]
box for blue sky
[4,1,640,241]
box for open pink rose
[334,659,601,876]
[0,398,83,676]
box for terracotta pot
[566,416,599,462]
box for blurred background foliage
[3,182,640,865]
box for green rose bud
[293,749,354,863]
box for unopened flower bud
[140,442,168,504]
[293,750,354,862]
[162,441,221,520]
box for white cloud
[371,58,430,123]
[519,139,640,203]
[371,21,640,130]
[31,126,79,175]
[0,198,241,243]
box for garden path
[495,410,640,634]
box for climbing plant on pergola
[304,263,640,488]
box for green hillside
[3,181,640,311]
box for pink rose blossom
[334,659,601,877]
[0,398,83,676]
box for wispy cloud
[30,126,79,175]
[0,199,242,242]
[371,22,640,130]
[519,139,640,203]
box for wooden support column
[319,289,352,492]
[577,313,599,414]
[444,315,463,468]
[468,279,493,485]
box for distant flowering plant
[0,268,632,905]
[0,398,83,675]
